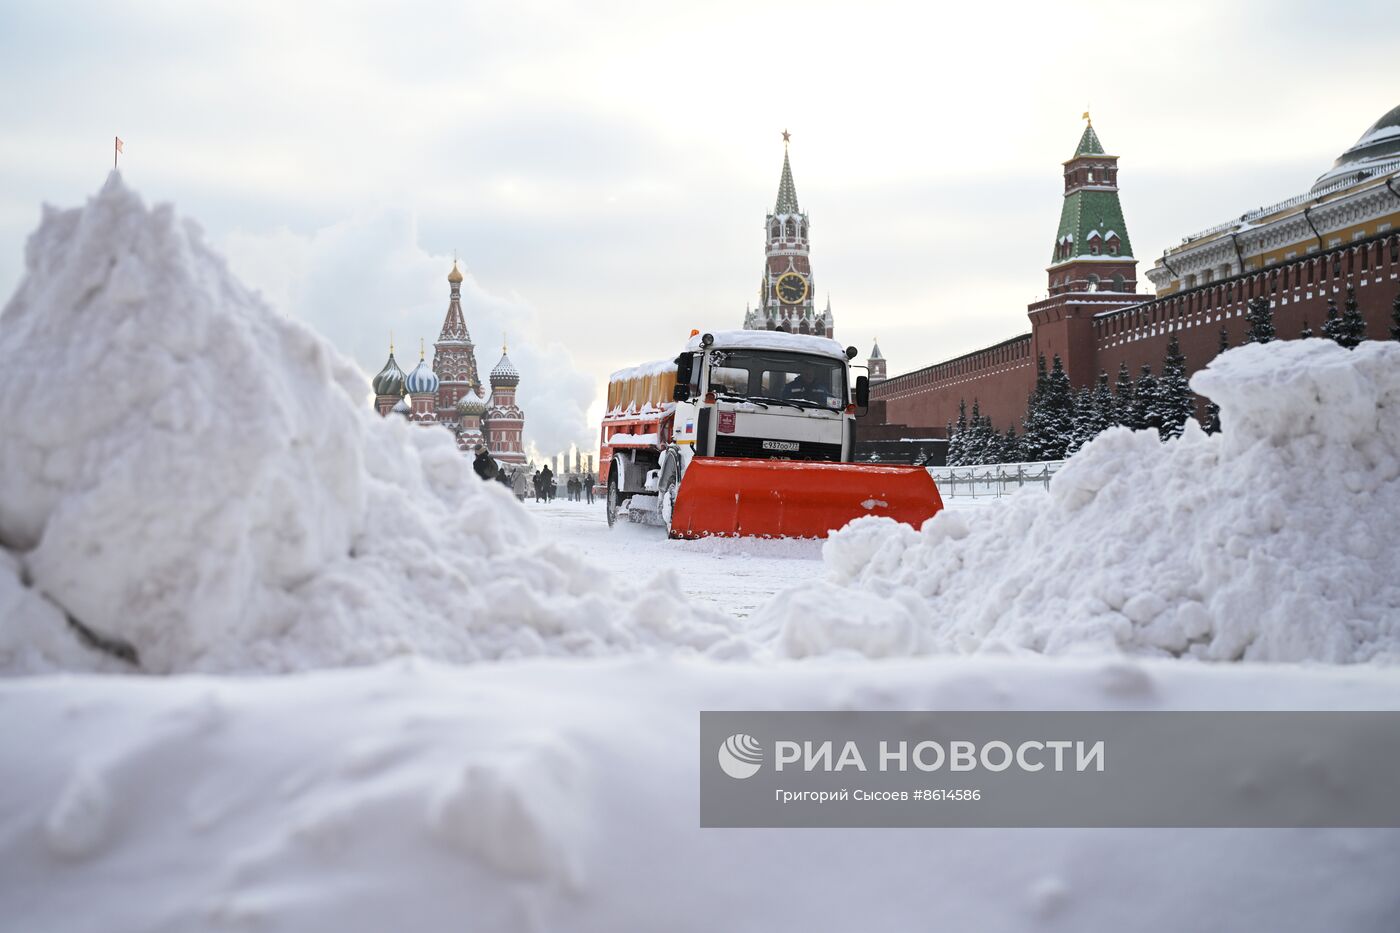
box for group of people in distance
[527,465,595,504]
[470,444,595,505]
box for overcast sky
[1,1,1396,457]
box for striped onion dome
[456,389,487,415]
[404,357,440,395]
[490,347,520,387]
[372,349,405,396]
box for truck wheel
[606,473,620,528]
[659,474,680,538]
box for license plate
[761,440,799,452]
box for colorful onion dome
[490,343,519,387]
[372,346,406,397]
[404,352,440,395]
[456,389,487,415]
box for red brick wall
[873,335,1037,432]
[1095,233,1400,416]
[873,232,1400,433]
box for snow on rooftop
[608,358,676,382]
[685,328,847,358]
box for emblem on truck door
[718,411,736,433]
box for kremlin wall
[869,105,1400,443]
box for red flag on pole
[114,136,123,169]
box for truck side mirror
[674,354,694,401]
[855,375,870,408]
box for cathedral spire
[775,130,800,214]
[438,261,472,343]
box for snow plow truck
[598,329,943,539]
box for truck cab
[671,330,864,463]
[604,329,870,530]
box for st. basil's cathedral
[369,261,527,466]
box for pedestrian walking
[473,444,498,481]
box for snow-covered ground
[5,656,1399,933]
[522,500,825,619]
[523,496,997,620]
[4,177,1400,933]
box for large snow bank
[760,340,1400,663]
[2,656,1396,932]
[0,176,733,674]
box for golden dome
[447,260,464,284]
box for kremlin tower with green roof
[1046,114,1139,297]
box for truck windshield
[704,350,846,411]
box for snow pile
[2,656,1397,932]
[760,339,1400,663]
[0,175,734,674]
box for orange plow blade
[668,457,944,540]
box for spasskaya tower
[742,131,834,338]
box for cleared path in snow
[522,495,994,620]
[524,499,823,619]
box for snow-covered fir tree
[1157,334,1194,439]
[1321,295,1343,344]
[1112,360,1135,428]
[976,410,1004,465]
[1131,365,1162,434]
[1243,295,1275,344]
[1204,399,1221,434]
[946,400,969,466]
[1019,355,1051,462]
[1337,285,1368,348]
[1203,325,1229,434]
[1066,386,1095,456]
[965,399,988,465]
[1001,425,1020,463]
[1392,290,1400,341]
[1092,370,1115,430]
[1068,373,1115,456]
[1040,356,1075,460]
